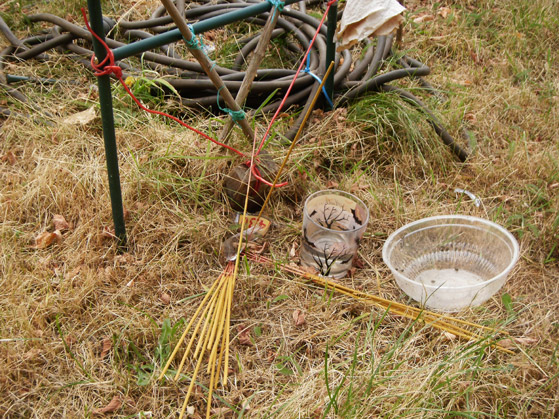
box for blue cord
[267,0,285,21]
[185,24,217,71]
[217,86,246,122]
[303,52,334,108]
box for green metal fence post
[324,0,337,110]
[87,0,127,248]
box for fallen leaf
[289,242,298,258]
[438,6,451,18]
[500,336,539,349]
[92,395,121,415]
[464,112,477,123]
[99,226,116,243]
[469,50,480,64]
[53,214,71,232]
[63,106,97,126]
[353,256,365,269]
[160,293,171,305]
[326,180,339,189]
[33,230,62,249]
[1,151,16,165]
[292,309,306,327]
[237,324,252,346]
[443,331,457,341]
[211,407,231,416]
[100,338,112,359]
[186,406,195,416]
[23,348,42,361]
[413,13,434,23]
[65,334,77,346]
[350,182,368,193]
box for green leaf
[272,294,289,303]
[502,293,514,313]
[254,325,262,337]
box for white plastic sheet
[337,0,406,51]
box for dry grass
[1,0,559,417]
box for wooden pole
[161,0,256,142]
[220,6,281,142]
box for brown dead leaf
[23,348,42,361]
[464,112,477,123]
[100,338,112,359]
[469,50,480,64]
[438,6,451,18]
[92,395,122,415]
[53,214,71,232]
[1,151,16,165]
[292,309,306,327]
[65,334,77,346]
[33,230,62,249]
[350,182,369,193]
[413,13,434,23]
[500,336,539,350]
[99,226,116,243]
[63,106,97,126]
[160,293,171,305]
[289,242,298,259]
[237,324,252,346]
[353,256,365,269]
[326,180,339,189]
[211,407,231,416]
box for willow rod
[249,253,514,354]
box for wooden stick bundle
[248,253,513,354]
[158,262,236,418]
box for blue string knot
[217,87,246,122]
[303,51,334,108]
[267,0,285,12]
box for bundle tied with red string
[223,150,279,213]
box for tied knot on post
[267,0,285,12]
[81,8,123,79]
[216,86,246,123]
[185,24,203,50]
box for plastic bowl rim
[303,189,370,233]
[382,215,520,290]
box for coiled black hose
[0,0,468,160]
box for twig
[220,6,281,142]
[161,0,255,142]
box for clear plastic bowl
[382,215,520,311]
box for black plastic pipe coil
[0,0,467,160]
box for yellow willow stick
[178,342,206,419]
[206,276,229,354]
[249,253,514,354]
[205,327,226,419]
[173,288,220,380]
[180,295,221,415]
[159,275,223,380]
[206,286,229,374]
[214,313,228,385]
[313,276,502,334]
[260,254,506,335]
[174,276,227,380]
[251,62,335,232]
[223,270,234,385]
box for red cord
[255,0,338,156]
[81,8,246,159]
